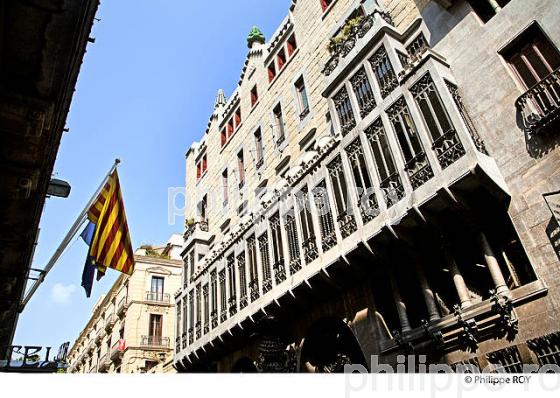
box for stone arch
[300,316,369,373]
[231,357,258,373]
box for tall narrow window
[237,150,245,188]
[189,250,195,281]
[219,269,227,322]
[387,97,434,189]
[254,128,264,169]
[328,155,357,238]
[284,210,301,274]
[258,233,272,293]
[221,128,227,147]
[273,103,286,145]
[411,73,465,169]
[237,253,247,310]
[287,34,298,56]
[369,46,398,98]
[350,67,377,118]
[247,235,260,301]
[210,270,218,329]
[251,85,259,107]
[295,76,310,120]
[277,48,287,70]
[182,298,188,348]
[227,119,234,138]
[202,284,209,334]
[227,254,237,316]
[296,187,318,264]
[365,118,404,208]
[222,169,229,206]
[199,195,207,224]
[268,62,277,82]
[234,108,242,129]
[313,180,337,252]
[148,314,163,346]
[345,139,379,223]
[270,213,286,284]
[333,86,356,136]
[195,283,201,339]
[188,290,194,343]
[150,276,164,301]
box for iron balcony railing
[140,335,170,348]
[516,66,560,134]
[117,296,128,315]
[145,291,170,303]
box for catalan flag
[86,170,134,277]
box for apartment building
[175,0,560,372]
[67,235,183,373]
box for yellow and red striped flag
[87,170,134,276]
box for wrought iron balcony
[516,67,560,135]
[110,341,124,360]
[145,291,170,303]
[117,296,129,316]
[184,220,209,240]
[104,314,116,331]
[140,335,170,348]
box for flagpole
[20,159,121,312]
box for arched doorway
[231,357,258,373]
[300,317,369,373]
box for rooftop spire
[247,26,265,48]
[215,89,226,108]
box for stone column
[388,268,411,332]
[443,246,472,308]
[415,261,440,321]
[479,232,509,295]
[487,0,502,12]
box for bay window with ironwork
[247,235,260,302]
[365,118,404,208]
[350,66,377,118]
[284,209,302,275]
[258,233,273,293]
[210,270,218,329]
[313,180,337,252]
[333,86,356,136]
[345,138,379,223]
[328,155,357,239]
[387,97,434,189]
[237,253,248,310]
[411,73,465,169]
[296,187,318,264]
[369,45,398,99]
[227,254,237,316]
[270,213,286,284]
[219,268,227,323]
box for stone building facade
[67,235,183,373]
[175,0,560,372]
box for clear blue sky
[14,0,291,350]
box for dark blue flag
[80,222,97,298]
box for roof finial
[215,89,226,108]
[247,26,265,48]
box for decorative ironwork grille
[387,97,434,189]
[270,213,287,284]
[350,66,376,118]
[334,86,356,136]
[328,155,357,238]
[219,269,227,323]
[195,284,201,340]
[247,235,260,302]
[297,187,318,264]
[486,346,524,373]
[202,284,209,335]
[237,253,248,310]
[369,46,398,98]
[313,180,337,252]
[210,270,218,329]
[365,118,404,207]
[258,233,273,293]
[188,290,194,344]
[285,211,302,274]
[227,255,237,316]
[345,138,379,223]
[411,73,465,169]
[527,331,560,366]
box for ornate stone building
[175,0,560,372]
[67,235,182,373]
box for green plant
[327,16,364,54]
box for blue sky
[14,0,291,350]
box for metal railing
[140,335,170,348]
[516,67,560,134]
[145,291,170,303]
[117,296,128,315]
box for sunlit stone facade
[67,235,182,373]
[176,0,560,372]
